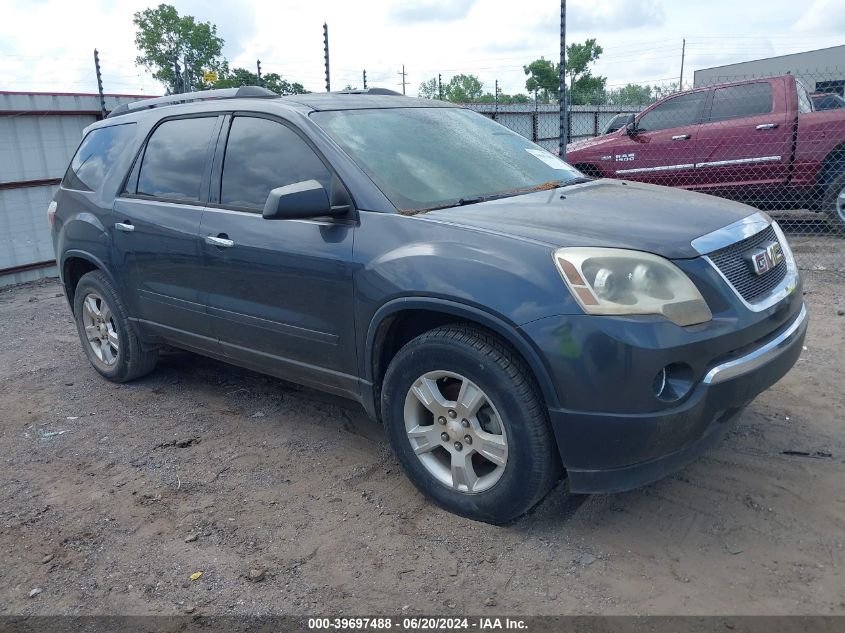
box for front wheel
[381,325,561,524]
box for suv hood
[421,180,759,259]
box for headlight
[553,247,712,326]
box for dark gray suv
[51,87,807,524]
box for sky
[0,0,843,97]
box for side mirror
[624,113,637,136]
[262,180,347,220]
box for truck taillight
[47,201,57,228]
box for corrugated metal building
[693,45,845,95]
[0,92,150,287]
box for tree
[133,3,225,93]
[418,77,439,99]
[523,39,607,104]
[523,58,558,102]
[606,83,655,106]
[443,74,484,102]
[212,66,307,95]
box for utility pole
[679,38,686,90]
[323,22,331,92]
[438,73,442,100]
[398,64,407,95]
[559,0,568,158]
[256,59,263,86]
[173,57,183,94]
[494,79,499,119]
[362,69,367,90]
[93,49,107,118]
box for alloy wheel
[403,370,508,494]
[81,292,119,366]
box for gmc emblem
[748,241,784,276]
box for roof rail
[106,85,277,118]
[334,88,403,96]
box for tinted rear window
[136,117,216,201]
[709,83,773,122]
[62,123,136,192]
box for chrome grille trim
[701,220,799,312]
[691,211,772,255]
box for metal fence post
[559,0,568,158]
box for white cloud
[0,0,842,98]
[388,0,477,23]
[794,0,845,34]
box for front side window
[62,123,136,192]
[220,117,332,210]
[313,107,582,213]
[136,117,216,201]
[636,92,706,132]
[709,83,773,122]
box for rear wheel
[822,170,845,233]
[73,271,158,382]
[381,325,561,524]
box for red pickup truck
[565,75,845,229]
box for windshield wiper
[559,176,594,187]
[457,196,484,206]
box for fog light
[653,363,693,402]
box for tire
[72,270,158,382]
[381,324,562,524]
[822,170,845,234]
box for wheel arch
[362,297,562,420]
[60,251,116,309]
[818,142,845,191]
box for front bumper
[532,302,808,494]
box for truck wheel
[823,170,845,233]
[381,325,561,524]
[72,270,158,382]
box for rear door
[198,114,358,398]
[112,115,221,349]
[693,80,792,194]
[610,90,707,188]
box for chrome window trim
[703,302,807,384]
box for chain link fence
[465,70,845,273]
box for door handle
[114,222,134,232]
[756,123,777,130]
[671,134,690,141]
[205,234,234,248]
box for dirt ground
[1,250,844,617]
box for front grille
[708,225,787,303]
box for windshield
[312,107,582,213]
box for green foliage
[133,3,225,93]
[523,58,558,102]
[606,83,655,106]
[443,74,484,102]
[523,39,607,105]
[418,77,439,99]
[212,66,307,95]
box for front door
[199,115,358,398]
[611,90,708,188]
[112,115,222,348]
